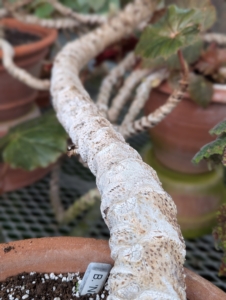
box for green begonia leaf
[213,203,226,276]
[135,5,200,60]
[60,0,80,10]
[0,110,68,170]
[192,134,226,165]
[210,120,226,136]
[170,0,216,30]
[143,40,203,70]
[59,0,120,14]
[188,74,213,108]
[89,0,106,11]
[34,3,54,19]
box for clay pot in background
[0,105,53,193]
[145,82,226,174]
[0,162,53,193]
[144,148,226,238]
[0,18,57,121]
[0,237,226,300]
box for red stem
[177,49,189,79]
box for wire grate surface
[0,132,226,291]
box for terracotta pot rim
[0,237,225,300]
[159,80,226,104]
[0,18,57,59]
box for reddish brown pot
[0,237,225,300]
[0,19,57,121]
[0,162,54,193]
[145,82,226,174]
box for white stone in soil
[75,291,79,297]
[67,273,74,281]
[62,277,67,282]
[22,295,28,299]
[50,273,55,279]
[53,286,56,291]
[44,274,49,279]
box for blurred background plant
[25,0,121,18]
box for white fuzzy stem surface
[96,52,137,118]
[13,13,80,29]
[5,0,105,29]
[51,1,186,299]
[0,39,50,90]
[0,8,7,18]
[45,0,107,25]
[120,79,188,139]
[203,33,226,46]
[108,68,151,123]
[121,69,168,126]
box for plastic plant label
[79,262,112,295]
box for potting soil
[4,28,41,46]
[0,272,109,300]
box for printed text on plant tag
[79,263,112,295]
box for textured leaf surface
[60,0,120,13]
[1,110,68,170]
[188,74,213,108]
[34,3,54,18]
[213,204,226,276]
[143,40,203,70]
[89,0,106,11]
[192,134,226,165]
[135,5,200,59]
[171,0,216,30]
[209,120,226,136]
[60,0,89,13]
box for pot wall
[0,19,57,121]
[0,237,113,281]
[144,147,226,238]
[145,82,226,174]
[0,237,226,300]
[0,162,54,193]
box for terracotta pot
[0,105,54,193]
[145,82,226,174]
[143,147,226,238]
[0,237,225,300]
[0,19,57,121]
[0,162,54,193]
